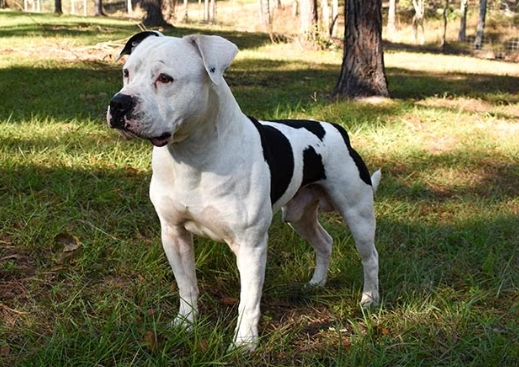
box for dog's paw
[228,336,259,353]
[306,278,327,287]
[360,292,380,308]
[170,314,195,332]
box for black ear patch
[117,31,163,61]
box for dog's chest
[150,176,236,243]
[149,147,264,243]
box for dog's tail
[371,169,382,193]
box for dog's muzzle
[108,93,135,129]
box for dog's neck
[164,81,246,164]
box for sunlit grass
[1,10,518,367]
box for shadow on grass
[0,10,271,50]
[388,67,519,102]
[3,57,516,124]
[375,149,519,201]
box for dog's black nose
[109,93,134,128]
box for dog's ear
[184,35,239,85]
[116,31,163,61]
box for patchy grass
[1,10,519,367]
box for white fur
[108,34,380,352]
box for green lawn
[1,10,518,367]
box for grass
[1,9,519,367]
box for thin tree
[259,0,271,29]
[204,0,210,22]
[55,0,62,14]
[299,0,318,42]
[474,0,488,49]
[441,0,449,49]
[330,0,338,37]
[321,0,331,37]
[412,0,425,45]
[183,0,188,22]
[387,0,397,38]
[321,0,339,38]
[209,0,216,23]
[141,0,172,27]
[458,0,468,42]
[94,0,106,16]
[332,0,389,99]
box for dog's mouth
[111,120,172,147]
[149,132,172,147]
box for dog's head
[107,31,239,147]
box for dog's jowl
[107,31,381,352]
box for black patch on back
[302,147,326,186]
[267,119,326,141]
[330,123,372,186]
[248,117,294,204]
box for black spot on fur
[302,147,326,186]
[118,31,161,59]
[248,117,294,204]
[267,119,326,141]
[330,123,372,186]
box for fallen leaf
[54,232,81,252]
[0,344,10,357]
[54,232,82,264]
[220,297,239,306]
[142,330,158,352]
[197,340,208,351]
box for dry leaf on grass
[53,232,82,264]
[0,344,10,357]
[141,330,158,352]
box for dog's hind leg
[283,186,333,287]
[327,184,379,307]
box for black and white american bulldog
[107,31,381,352]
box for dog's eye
[157,73,174,84]
[123,69,129,78]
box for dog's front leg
[161,223,199,329]
[229,237,268,352]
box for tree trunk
[458,0,468,42]
[94,0,106,16]
[299,0,318,41]
[474,0,487,49]
[330,0,338,37]
[141,0,172,27]
[204,0,210,22]
[54,0,62,14]
[162,0,176,22]
[321,0,330,37]
[183,0,189,22]
[441,0,449,49]
[209,0,216,23]
[387,0,397,37]
[259,0,271,28]
[332,0,389,99]
[412,0,425,45]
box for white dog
[107,31,381,351]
